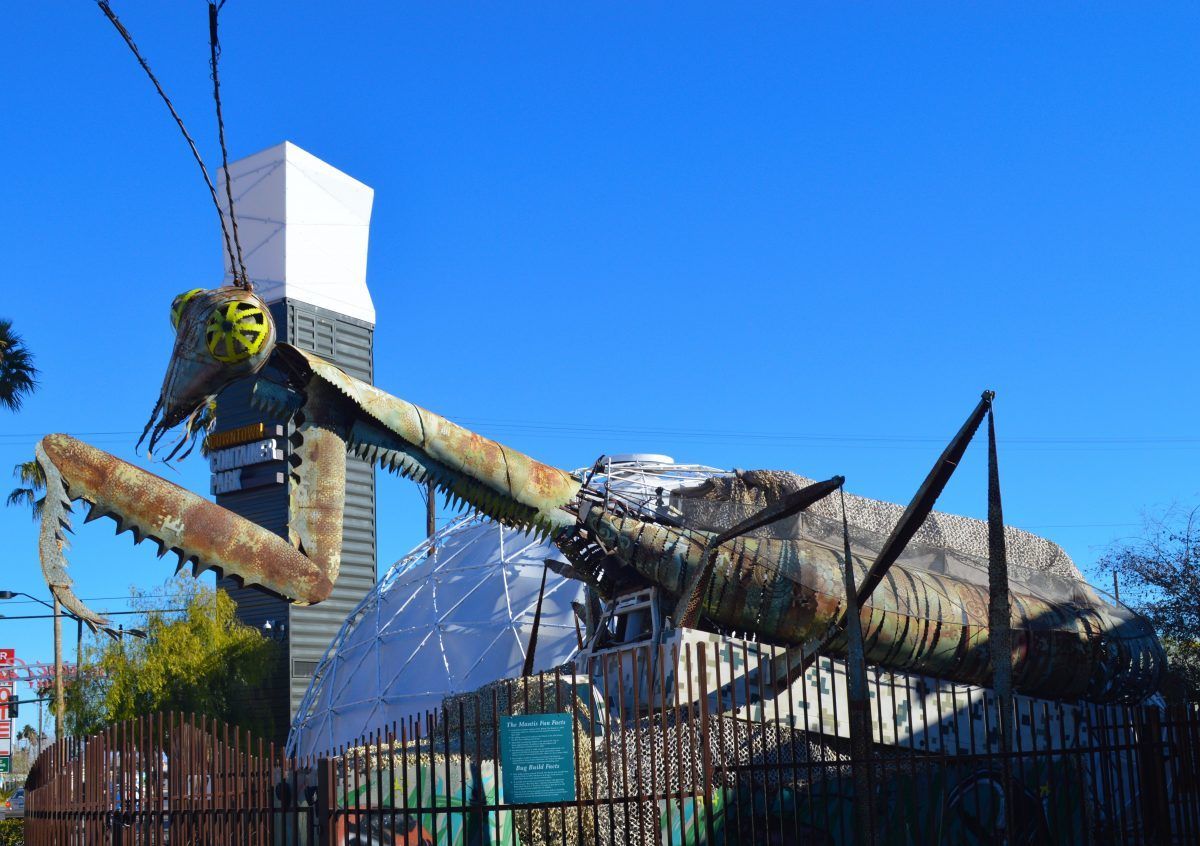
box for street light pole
[0,588,150,739]
[53,595,64,736]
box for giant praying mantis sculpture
[34,285,1164,705]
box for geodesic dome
[286,516,573,757]
[287,455,719,758]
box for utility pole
[426,479,436,539]
[53,595,64,736]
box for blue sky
[1,3,1197,722]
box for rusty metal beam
[522,562,550,677]
[839,488,875,845]
[771,390,995,689]
[854,390,994,608]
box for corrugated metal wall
[216,299,377,743]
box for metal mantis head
[139,285,277,458]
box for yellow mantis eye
[170,289,205,330]
[205,300,270,363]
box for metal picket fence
[22,639,1200,844]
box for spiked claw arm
[286,379,349,583]
[35,434,335,624]
[272,344,579,536]
[35,440,108,629]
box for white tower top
[218,141,376,325]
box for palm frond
[0,318,39,412]
[7,458,46,518]
[12,458,45,488]
[6,487,44,518]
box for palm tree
[0,318,38,412]
[18,724,37,753]
[6,458,46,519]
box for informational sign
[204,422,284,453]
[209,438,284,472]
[0,650,12,773]
[211,466,286,495]
[209,434,286,495]
[498,714,576,805]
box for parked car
[3,787,25,819]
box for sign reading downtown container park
[206,424,287,495]
[499,714,576,804]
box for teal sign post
[499,714,576,804]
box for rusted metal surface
[577,504,1163,703]
[33,439,108,629]
[287,378,350,585]
[22,646,1200,845]
[852,391,993,610]
[276,343,579,531]
[839,488,876,845]
[38,434,333,613]
[674,475,844,629]
[25,711,290,846]
[986,407,1017,765]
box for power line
[0,593,184,607]
[1013,522,1143,529]
[454,418,1200,446]
[0,432,142,438]
[0,608,185,621]
[3,425,1200,448]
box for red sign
[0,646,12,727]
[0,654,10,759]
[0,658,95,684]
